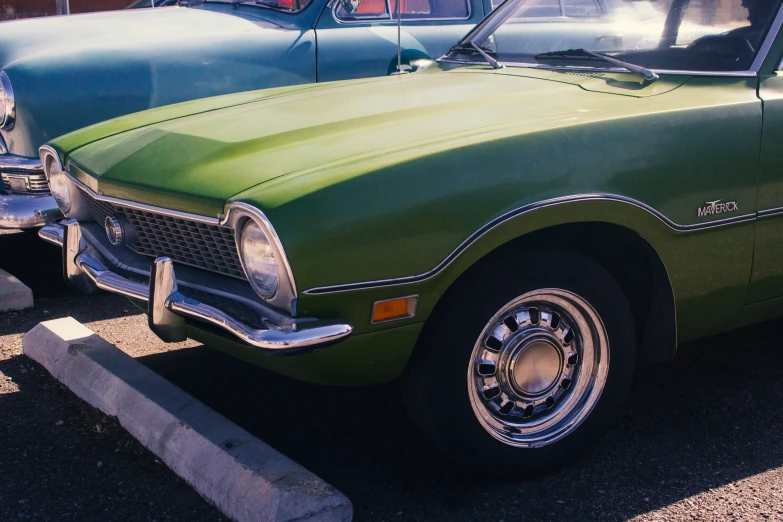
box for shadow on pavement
[0,354,225,521]
[0,294,135,336]
[0,230,137,333]
[0,229,76,299]
[137,318,783,521]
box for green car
[39,0,783,473]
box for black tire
[402,248,636,476]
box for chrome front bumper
[0,192,60,229]
[0,153,60,229]
[40,219,353,355]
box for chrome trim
[149,257,187,342]
[755,4,783,71]
[104,216,124,246]
[0,71,15,131]
[332,0,471,24]
[758,207,783,218]
[0,155,43,173]
[40,220,352,354]
[39,221,65,245]
[0,193,60,229]
[468,289,609,448]
[0,134,7,155]
[39,145,62,172]
[223,201,299,313]
[40,146,218,224]
[305,193,756,295]
[63,220,97,294]
[62,167,220,225]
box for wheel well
[430,222,677,362]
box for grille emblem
[105,216,124,246]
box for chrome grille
[1,172,50,194]
[79,187,246,280]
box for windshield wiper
[448,43,503,69]
[535,49,658,83]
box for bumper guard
[40,219,353,354]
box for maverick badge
[697,199,738,218]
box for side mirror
[338,0,360,14]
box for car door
[315,0,486,82]
[748,65,783,304]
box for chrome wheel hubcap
[509,339,562,396]
[467,289,610,448]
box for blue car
[0,0,488,229]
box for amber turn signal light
[371,295,418,324]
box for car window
[490,0,600,15]
[335,0,469,20]
[562,0,600,16]
[502,0,560,15]
[335,0,390,18]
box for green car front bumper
[40,218,353,356]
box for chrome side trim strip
[758,207,783,218]
[305,194,756,295]
[40,220,352,354]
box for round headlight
[240,220,279,298]
[0,85,5,127]
[46,156,72,215]
[0,71,15,130]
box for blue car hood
[0,7,316,156]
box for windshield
[447,0,783,72]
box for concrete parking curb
[23,317,353,522]
[0,268,33,312]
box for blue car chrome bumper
[0,192,60,229]
[0,152,61,229]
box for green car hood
[0,7,315,156]
[55,66,687,217]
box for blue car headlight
[0,71,15,130]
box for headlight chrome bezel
[227,202,298,313]
[0,71,16,131]
[39,145,91,220]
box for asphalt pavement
[2,228,783,521]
